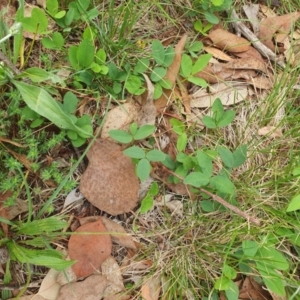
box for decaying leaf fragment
[80,140,139,215]
[68,219,112,278]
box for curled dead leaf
[80,140,139,215]
[68,219,112,278]
[258,126,282,138]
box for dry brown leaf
[246,75,274,89]
[260,4,277,18]
[68,219,112,278]
[79,140,139,215]
[155,34,188,112]
[57,275,107,300]
[101,217,137,251]
[225,57,269,73]
[0,191,12,236]
[0,137,26,148]
[203,46,233,61]
[38,268,61,300]
[141,276,161,300]
[102,256,125,297]
[191,82,250,108]
[258,126,282,138]
[208,28,251,53]
[243,4,260,36]
[63,188,84,209]
[154,195,183,217]
[258,12,300,51]
[137,74,156,126]
[234,46,265,62]
[239,276,270,300]
[100,102,139,139]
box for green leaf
[204,11,219,24]
[16,217,67,235]
[212,0,224,6]
[129,123,138,135]
[153,83,163,99]
[133,125,155,140]
[202,116,216,129]
[232,144,247,167]
[140,196,154,213]
[214,276,231,291]
[223,265,236,280]
[21,8,48,33]
[200,200,218,212]
[242,240,259,257]
[184,172,209,187]
[161,154,176,170]
[65,7,75,25]
[212,98,224,114]
[136,158,151,181]
[30,118,44,128]
[292,166,300,176]
[71,136,86,147]
[159,78,173,89]
[180,54,193,78]
[146,149,166,162]
[225,280,239,300]
[123,146,145,159]
[150,67,167,82]
[177,133,187,152]
[217,146,234,168]
[109,130,132,143]
[217,110,235,128]
[196,151,213,177]
[67,130,78,140]
[256,247,289,271]
[125,75,145,95]
[95,48,106,63]
[77,39,95,68]
[170,118,185,135]
[152,40,165,65]
[46,0,58,16]
[188,76,208,87]
[68,46,79,70]
[62,91,78,114]
[286,194,300,212]
[210,175,235,195]
[163,47,175,67]
[54,10,66,19]
[23,67,50,82]
[42,32,64,49]
[192,54,212,74]
[12,81,92,138]
[188,41,203,52]
[147,182,159,197]
[194,20,203,32]
[134,58,150,74]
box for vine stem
[161,166,261,226]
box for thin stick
[0,50,20,75]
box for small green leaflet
[136,158,151,181]
[184,172,209,187]
[140,196,154,213]
[210,175,235,195]
[286,194,300,212]
[109,130,132,144]
[123,146,145,159]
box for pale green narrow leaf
[152,40,165,65]
[191,54,212,74]
[140,196,154,213]
[77,39,95,68]
[177,133,187,152]
[12,81,92,138]
[286,194,300,212]
[180,54,193,78]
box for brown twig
[0,50,20,75]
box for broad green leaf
[68,46,79,70]
[71,136,85,147]
[232,144,247,167]
[217,110,235,128]
[136,158,151,181]
[223,265,236,280]
[217,146,234,168]
[212,98,224,114]
[161,154,176,170]
[46,0,58,16]
[188,76,208,87]
[65,7,75,25]
[194,20,203,32]
[67,130,78,140]
[133,125,155,140]
[212,0,224,6]
[42,32,64,49]
[159,78,172,89]
[225,280,239,300]
[177,133,187,152]
[95,48,106,63]
[214,276,231,290]
[182,156,194,171]
[202,116,216,129]
[163,47,175,67]
[180,54,193,78]
[210,175,235,195]
[192,54,212,74]
[140,196,154,213]
[153,83,163,99]
[286,194,300,212]
[150,67,167,82]
[21,8,48,33]
[62,91,78,114]
[184,172,209,187]
[125,75,145,95]
[200,200,218,212]
[204,11,219,24]
[108,130,132,143]
[170,118,185,135]
[123,146,145,159]
[188,41,203,52]
[292,166,300,176]
[54,10,66,19]
[242,240,259,257]
[30,118,44,128]
[196,151,213,177]
[146,149,166,162]
[134,58,150,74]
[13,81,92,138]
[175,165,189,183]
[176,152,188,163]
[147,182,159,197]
[152,40,165,65]
[256,247,289,271]
[16,217,67,235]
[23,67,50,82]
[77,39,95,68]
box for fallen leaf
[258,12,300,51]
[79,139,139,215]
[0,137,26,147]
[239,276,270,299]
[243,4,260,36]
[155,34,188,112]
[0,191,12,236]
[102,256,125,297]
[137,74,156,126]
[258,126,282,138]
[154,194,183,217]
[208,28,251,53]
[38,268,61,300]
[56,262,77,285]
[101,217,137,251]
[63,188,85,209]
[234,46,265,62]
[141,275,161,300]
[57,275,107,300]
[100,102,139,139]
[68,219,112,278]
[203,46,233,61]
